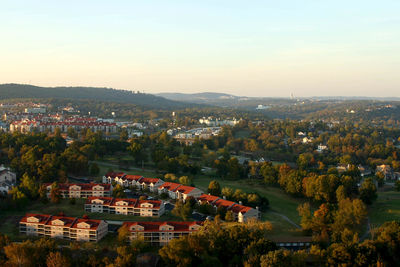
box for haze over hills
[0,84,198,109]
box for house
[44,183,112,198]
[302,137,313,144]
[229,204,260,222]
[213,199,236,210]
[138,178,164,192]
[316,144,328,153]
[376,164,395,180]
[174,185,203,201]
[19,214,108,242]
[197,194,220,205]
[123,221,203,246]
[103,172,126,184]
[85,197,165,217]
[0,166,16,194]
[158,182,182,199]
[124,175,144,188]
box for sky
[0,0,399,97]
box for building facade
[123,221,203,246]
[44,183,112,198]
[19,214,108,242]
[85,197,165,217]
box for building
[102,172,164,192]
[158,182,184,199]
[103,172,126,184]
[123,221,203,246]
[0,166,16,194]
[85,197,165,217]
[174,185,203,201]
[137,177,164,192]
[44,183,112,198]
[316,144,328,153]
[19,214,108,242]
[376,164,395,180]
[229,204,261,222]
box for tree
[225,210,235,222]
[19,173,39,199]
[118,224,131,244]
[172,201,193,221]
[46,252,71,267]
[113,184,126,198]
[9,186,28,208]
[179,176,191,186]
[50,182,61,204]
[395,180,400,191]
[221,187,234,199]
[359,178,377,205]
[208,180,221,196]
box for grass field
[369,190,400,227]
[193,176,305,224]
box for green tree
[359,178,377,205]
[50,182,61,204]
[208,180,221,196]
[113,184,126,198]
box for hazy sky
[0,1,399,97]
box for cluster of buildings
[19,214,108,242]
[173,127,222,145]
[376,164,400,180]
[198,117,240,127]
[9,116,118,134]
[44,183,112,198]
[103,172,260,223]
[85,197,165,217]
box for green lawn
[369,190,400,227]
[193,176,305,224]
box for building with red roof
[197,194,220,205]
[173,185,203,201]
[19,214,108,242]
[138,177,164,192]
[123,221,203,246]
[44,183,112,198]
[85,197,165,217]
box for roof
[140,177,162,185]
[197,194,220,203]
[213,199,236,209]
[158,182,181,191]
[86,196,114,205]
[105,172,126,179]
[20,214,52,224]
[123,221,203,232]
[124,175,143,182]
[46,216,77,227]
[72,218,103,230]
[229,204,253,214]
[174,185,197,194]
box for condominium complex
[19,214,108,242]
[85,197,165,217]
[44,183,112,198]
[123,221,203,246]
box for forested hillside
[0,84,195,109]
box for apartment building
[102,172,164,192]
[19,214,108,242]
[157,183,203,201]
[85,197,165,217]
[123,221,203,246]
[44,183,112,198]
[197,194,260,223]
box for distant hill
[0,84,196,109]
